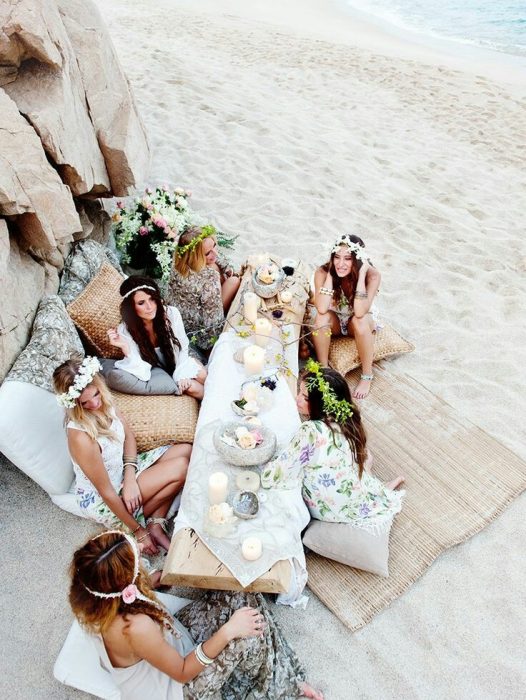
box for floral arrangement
[207,502,236,525]
[233,380,275,416]
[221,425,264,451]
[112,186,237,282]
[56,356,101,409]
[304,358,353,423]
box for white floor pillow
[0,381,74,495]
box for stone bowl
[232,491,260,519]
[252,266,286,299]
[213,421,277,467]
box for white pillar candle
[208,471,229,505]
[241,536,263,561]
[254,318,273,348]
[280,290,293,304]
[236,470,261,492]
[243,292,260,324]
[243,345,265,375]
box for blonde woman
[53,354,191,555]
[166,226,240,352]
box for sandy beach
[2,0,526,697]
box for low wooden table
[161,528,291,593]
[162,257,311,593]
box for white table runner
[174,328,310,594]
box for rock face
[0,0,151,381]
[58,0,150,197]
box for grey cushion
[100,361,181,395]
[303,518,393,577]
[6,295,84,392]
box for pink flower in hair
[121,584,138,604]
[139,226,149,236]
[153,216,167,229]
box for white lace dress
[68,413,167,527]
[114,306,201,383]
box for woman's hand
[177,378,192,393]
[223,607,266,640]
[122,475,143,514]
[107,328,130,356]
[358,259,370,277]
[137,528,158,556]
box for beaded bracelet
[319,287,334,296]
[195,642,214,666]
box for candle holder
[203,503,238,538]
[232,491,259,520]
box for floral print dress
[68,412,168,528]
[167,266,225,351]
[262,420,403,530]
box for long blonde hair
[53,354,117,441]
[173,226,209,277]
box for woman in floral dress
[69,530,324,700]
[262,363,404,528]
[166,226,240,352]
[53,354,191,555]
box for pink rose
[139,226,149,236]
[116,200,124,209]
[121,584,138,604]
[153,216,167,229]
[252,430,264,445]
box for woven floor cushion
[111,391,198,450]
[329,323,414,376]
[67,262,125,359]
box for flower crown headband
[304,358,353,423]
[331,234,368,262]
[176,224,216,258]
[121,284,156,300]
[57,356,102,409]
[82,531,158,606]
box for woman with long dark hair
[262,362,404,526]
[68,530,324,700]
[106,276,207,399]
[312,234,381,399]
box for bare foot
[147,523,171,551]
[299,681,324,700]
[386,475,405,490]
[352,376,373,399]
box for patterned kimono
[262,420,403,530]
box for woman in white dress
[69,530,324,700]
[53,355,190,554]
[106,276,207,399]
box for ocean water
[346,0,526,56]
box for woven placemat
[329,323,414,376]
[67,262,124,359]
[306,366,526,631]
[111,391,199,451]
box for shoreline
[179,0,526,87]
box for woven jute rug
[306,365,526,631]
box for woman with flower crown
[53,354,191,556]
[262,362,404,527]
[69,530,324,700]
[105,276,207,399]
[166,226,240,352]
[312,233,381,399]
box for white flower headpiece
[57,356,102,409]
[331,234,368,262]
[121,284,156,300]
[82,531,158,606]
